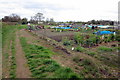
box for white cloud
[0,0,119,21]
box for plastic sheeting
[93,31,114,35]
[55,27,72,29]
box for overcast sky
[0,0,119,22]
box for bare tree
[34,13,45,24]
[10,13,21,22]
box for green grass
[98,46,113,52]
[9,35,16,78]
[2,23,17,78]
[2,23,17,47]
[75,46,86,52]
[17,25,27,30]
[73,56,102,77]
[20,37,80,78]
[44,25,52,28]
[86,51,96,56]
[94,46,118,68]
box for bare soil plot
[35,29,75,41]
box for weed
[98,46,112,52]
[75,46,86,52]
[86,51,96,56]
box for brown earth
[15,31,31,78]
[35,29,75,42]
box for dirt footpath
[15,31,31,78]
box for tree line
[2,13,115,25]
[2,13,54,24]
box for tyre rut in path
[15,31,31,78]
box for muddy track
[15,31,31,78]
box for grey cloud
[22,2,63,11]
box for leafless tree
[35,13,45,24]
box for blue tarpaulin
[87,25,110,28]
[88,25,92,27]
[55,27,72,29]
[98,25,104,27]
[93,31,114,35]
[98,25,110,28]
